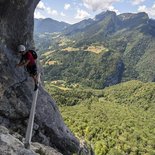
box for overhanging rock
[0,0,80,154]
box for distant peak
[118,12,149,21]
[95,10,116,21]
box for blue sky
[34,0,155,24]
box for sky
[34,0,155,24]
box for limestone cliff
[0,0,80,154]
[0,125,62,155]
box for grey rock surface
[0,126,36,155]
[31,142,63,155]
[0,0,80,154]
[0,125,62,155]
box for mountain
[63,10,118,39]
[64,11,150,44]
[63,18,94,35]
[34,18,70,33]
[41,49,124,88]
[38,10,155,88]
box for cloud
[138,4,155,17]
[131,0,145,5]
[36,2,58,17]
[61,12,66,17]
[75,9,90,19]
[108,6,120,14]
[152,3,155,9]
[82,0,120,11]
[138,5,146,11]
[138,3,155,18]
[47,7,58,15]
[34,11,45,19]
[37,1,46,10]
[64,3,71,10]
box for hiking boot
[34,84,38,91]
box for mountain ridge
[34,18,70,33]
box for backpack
[29,50,38,60]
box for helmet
[18,45,26,52]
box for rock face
[0,125,62,155]
[0,125,36,155]
[0,0,80,154]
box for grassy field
[84,45,109,54]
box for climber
[16,45,38,91]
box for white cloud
[61,12,66,17]
[47,7,58,16]
[37,1,46,10]
[34,11,45,19]
[108,6,120,14]
[36,2,58,17]
[82,0,120,11]
[138,3,155,18]
[138,5,146,11]
[131,0,145,5]
[64,3,71,10]
[75,9,90,19]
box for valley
[34,11,155,155]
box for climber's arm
[16,60,30,67]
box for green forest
[46,80,155,155]
[41,49,123,89]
